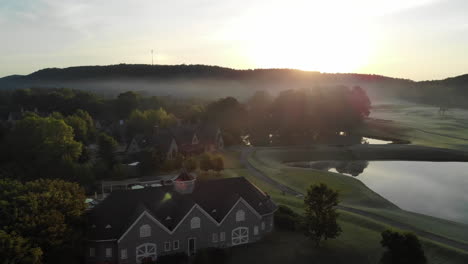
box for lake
[293,160,468,224]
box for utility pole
[151,50,154,65]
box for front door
[188,238,196,256]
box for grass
[249,147,468,244]
[364,103,468,150]
[218,149,468,263]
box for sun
[240,1,374,73]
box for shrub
[157,252,189,264]
[274,205,302,231]
[193,248,228,264]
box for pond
[361,137,393,144]
[292,160,468,224]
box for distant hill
[1,64,466,106]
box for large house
[126,125,224,160]
[85,174,277,264]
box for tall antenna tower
[151,50,154,65]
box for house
[85,174,277,264]
[126,128,179,160]
[197,125,224,152]
[125,124,223,161]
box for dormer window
[236,210,245,222]
[140,224,151,237]
[191,217,200,229]
[192,135,199,145]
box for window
[164,242,171,251]
[140,224,151,238]
[105,248,113,258]
[232,227,249,245]
[89,247,95,257]
[191,217,200,229]
[173,240,180,250]
[236,210,245,222]
[136,243,156,264]
[220,232,225,242]
[270,218,274,228]
[121,249,127,259]
[254,226,259,235]
[212,233,218,242]
[261,221,265,230]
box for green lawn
[216,148,468,263]
[365,103,468,150]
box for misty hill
[1,64,466,106]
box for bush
[274,205,302,231]
[157,252,189,264]
[193,248,228,264]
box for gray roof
[86,177,276,240]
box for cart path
[240,147,468,252]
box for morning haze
[1,1,468,264]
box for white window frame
[191,217,201,229]
[136,243,157,264]
[220,232,225,242]
[121,248,127,259]
[89,247,95,257]
[231,227,249,245]
[164,241,171,252]
[254,225,259,235]
[236,210,245,222]
[173,240,180,250]
[139,224,151,238]
[105,248,113,258]
[212,233,218,242]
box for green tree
[183,157,198,172]
[212,155,224,175]
[97,133,118,169]
[303,183,342,247]
[0,231,43,264]
[0,179,86,262]
[64,115,88,143]
[1,116,82,180]
[380,230,427,264]
[199,153,213,171]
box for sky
[1,0,468,81]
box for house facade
[85,176,276,264]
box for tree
[183,157,198,172]
[97,132,118,169]
[349,86,371,118]
[0,231,43,264]
[212,155,224,175]
[303,183,342,247]
[199,153,213,171]
[0,179,86,263]
[380,230,427,264]
[0,116,82,180]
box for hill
[2,64,467,107]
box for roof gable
[87,177,276,240]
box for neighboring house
[126,129,179,160]
[125,124,224,161]
[197,125,224,152]
[85,175,277,264]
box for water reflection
[291,160,468,224]
[294,160,369,176]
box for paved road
[240,147,468,252]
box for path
[240,147,468,252]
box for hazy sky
[1,0,468,80]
